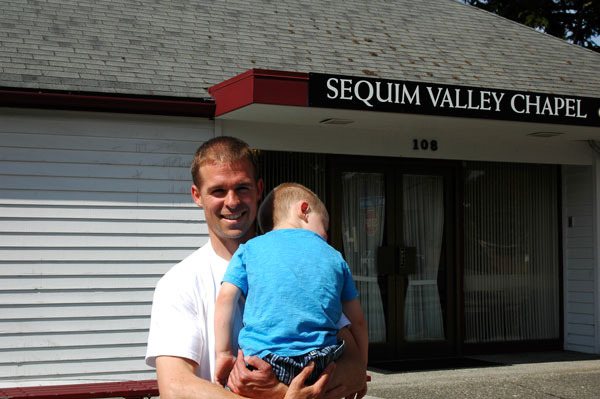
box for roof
[1,0,599,99]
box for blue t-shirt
[223,228,358,358]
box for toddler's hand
[214,352,236,386]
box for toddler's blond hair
[258,183,328,233]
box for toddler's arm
[341,298,369,398]
[214,282,242,386]
[341,299,368,365]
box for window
[463,162,560,343]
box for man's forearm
[324,327,367,398]
[156,356,243,399]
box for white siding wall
[0,108,214,386]
[562,165,598,353]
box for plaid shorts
[262,340,345,385]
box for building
[0,0,599,387]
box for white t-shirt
[145,242,243,381]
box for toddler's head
[258,183,329,239]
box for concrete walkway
[363,351,600,399]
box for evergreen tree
[464,0,600,51]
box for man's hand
[227,349,287,399]
[344,380,368,399]
[284,362,333,399]
[322,327,367,399]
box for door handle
[398,246,417,275]
[377,246,416,276]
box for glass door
[332,159,456,361]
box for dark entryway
[259,150,561,362]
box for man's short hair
[190,136,260,187]
[258,182,328,233]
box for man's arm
[323,326,368,399]
[157,355,329,399]
[156,356,240,399]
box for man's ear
[191,184,204,208]
[257,178,264,200]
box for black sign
[309,72,600,127]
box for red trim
[0,88,215,117]
[0,380,158,399]
[208,69,309,117]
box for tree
[463,0,600,52]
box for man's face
[192,159,263,246]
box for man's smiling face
[192,159,263,248]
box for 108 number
[412,139,438,151]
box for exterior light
[527,131,564,138]
[319,118,354,125]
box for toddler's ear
[296,200,310,222]
[301,201,309,214]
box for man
[145,136,366,399]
